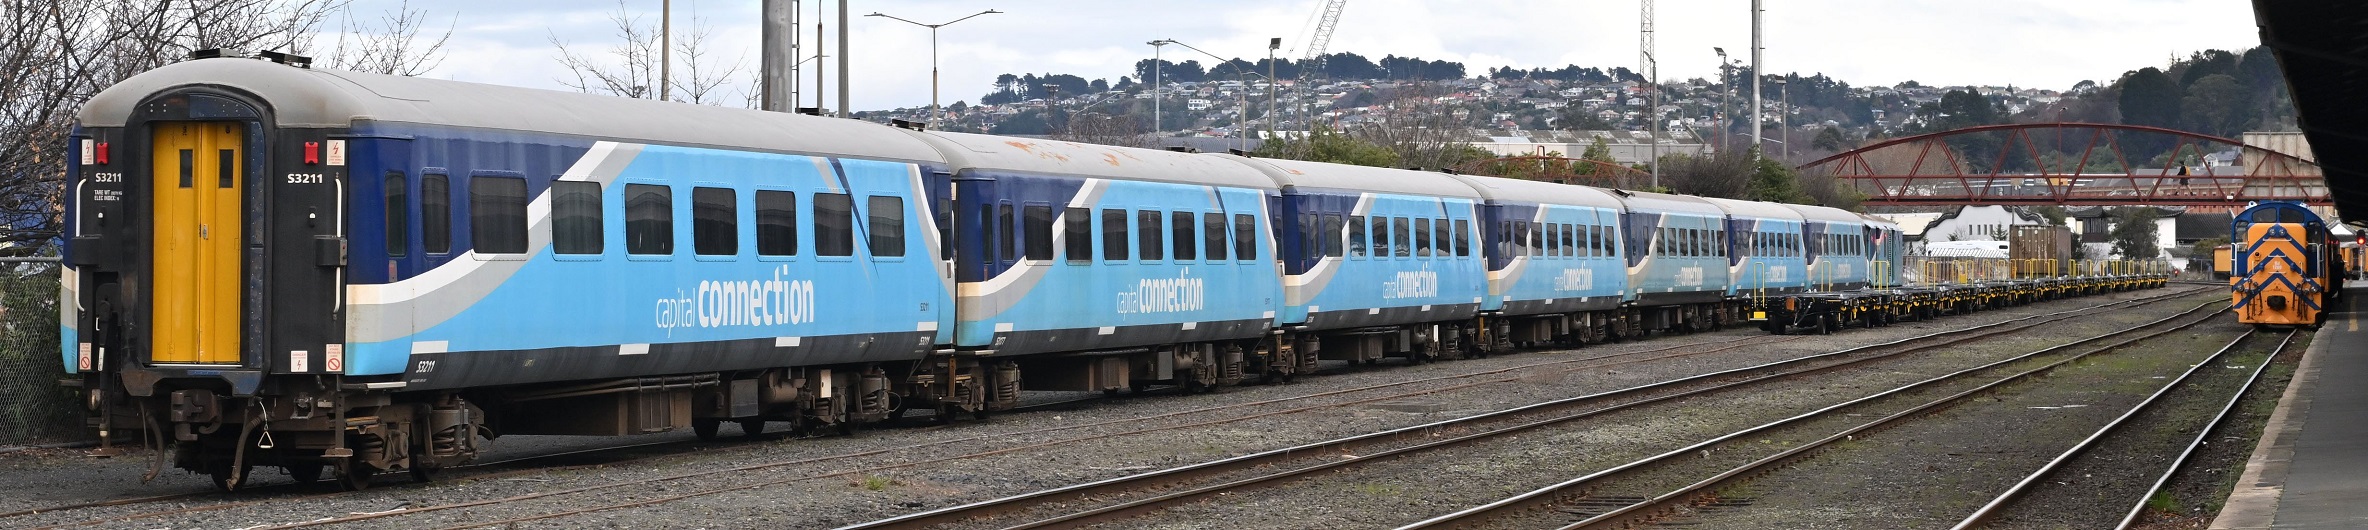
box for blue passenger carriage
[923,134,1282,391]
[1612,190,1736,333]
[1785,204,1875,291]
[1449,175,1631,347]
[1228,159,1486,364]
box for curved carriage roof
[1855,212,1901,231]
[1782,203,1869,225]
[1211,155,1483,199]
[77,58,947,163]
[1442,175,1623,209]
[906,131,1277,189]
[1701,197,1808,222]
[1608,189,1724,217]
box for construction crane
[1301,0,1348,72]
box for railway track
[1951,330,2297,530]
[827,289,2214,530]
[9,288,2203,529]
[1399,301,2230,529]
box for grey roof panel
[908,131,1277,189]
[1782,203,1869,224]
[1443,174,1624,209]
[1212,155,1484,198]
[1701,197,1810,221]
[1609,189,1724,216]
[77,58,946,163]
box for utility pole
[847,0,857,117]
[1642,0,1657,189]
[1149,39,1172,143]
[1776,77,1790,162]
[1751,0,1763,151]
[761,0,796,111]
[815,23,826,111]
[1268,37,1280,143]
[867,9,1001,129]
[1714,47,1729,152]
[660,0,671,101]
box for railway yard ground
[0,284,2301,530]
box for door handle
[200,224,209,239]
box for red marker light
[304,141,319,165]
[94,142,108,165]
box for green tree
[1747,154,1814,204]
[1251,126,1401,168]
[2117,67,2184,129]
[2109,207,2162,259]
[2180,74,2250,137]
[1810,126,1853,152]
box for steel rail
[2109,330,2294,529]
[1399,299,2224,529]
[839,290,2208,530]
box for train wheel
[286,463,324,484]
[739,419,767,438]
[334,459,376,492]
[692,418,722,441]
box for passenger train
[64,56,1927,490]
[2230,201,2342,329]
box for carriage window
[1435,219,1452,258]
[813,193,853,256]
[1382,215,1401,256]
[553,181,602,255]
[1101,209,1129,261]
[1499,221,1513,256]
[1206,213,1231,261]
[624,183,672,255]
[1023,204,1053,260]
[755,190,796,256]
[1541,223,1558,257]
[1234,214,1256,260]
[1377,217,1396,258]
[1563,224,1578,257]
[996,203,1015,261]
[691,187,736,256]
[384,172,408,257]
[1454,219,1471,257]
[422,173,451,254]
[870,196,905,258]
[1348,215,1368,257]
[1320,213,1343,258]
[1415,218,1433,257]
[1139,210,1165,260]
[469,176,528,254]
[1171,211,1197,261]
[1065,207,1092,262]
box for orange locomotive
[2231,202,2343,330]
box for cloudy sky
[344,0,2265,110]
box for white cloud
[344,0,2266,110]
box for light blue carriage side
[1702,197,1810,297]
[1785,203,1873,291]
[1448,174,1629,314]
[1613,190,1734,306]
[1857,213,1905,287]
[1219,157,1487,329]
[909,133,1283,355]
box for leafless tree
[1341,82,1486,170]
[1052,112,1148,149]
[1657,149,1756,198]
[551,2,747,105]
[321,0,451,76]
[0,0,344,252]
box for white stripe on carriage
[618,343,649,355]
[410,341,448,354]
[775,336,801,347]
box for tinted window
[422,173,451,254]
[1102,209,1129,261]
[1233,214,1256,260]
[1171,211,1196,260]
[1024,204,1053,260]
[625,183,673,255]
[384,172,408,257]
[1349,215,1368,257]
[755,190,796,256]
[1065,207,1092,262]
[469,176,528,254]
[814,193,853,256]
[870,196,905,257]
[1393,217,1412,257]
[1454,219,1470,257]
[1376,217,1394,257]
[1138,210,1164,260]
[1437,218,1453,257]
[692,187,736,256]
[1415,218,1432,257]
[552,181,602,255]
[1206,213,1230,260]
[997,203,1015,261]
[1320,213,1343,258]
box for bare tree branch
[323,0,451,76]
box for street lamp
[1773,77,1789,162]
[1714,47,1729,151]
[1148,39,1173,142]
[867,8,1001,129]
[1159,38,1279,153]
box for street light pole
[868,9,1001,129]
[1714,47,1728,152]
[1160,39,1278,154]
[1776,77,1790,162]
[1267,37,1280,144]
[1149,39,1172,143]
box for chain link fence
[0,265,81,446]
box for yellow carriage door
[151,122,243,364]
